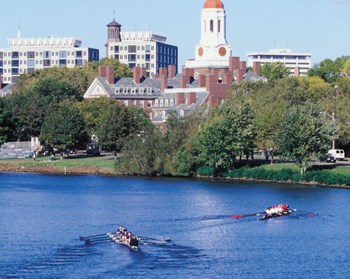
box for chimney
[198,74,206,87]
[236,69,245,83]
[133,67,146,84]
[188,92,197,105]
[161,74,167,92]
[159,67,167,78]
[98,66,107,78]
[229,57,240,72]
[239,61,247,74]
[180,75,188,88]
[168,65,176,78]
[98,66,114,84]
[105,66,115,84]
[253,62,261,75]
[294,66,300,78]
[176,93,186,106]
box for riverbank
[0,156,349,188]
[0,156,116,176]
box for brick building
[84,0,263,123]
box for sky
[1,0,350,68]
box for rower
[117,226,124,237]
[129,234,139,247]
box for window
[218,20,221,32]
[12,68,19,75]
[27,51,35,59]
[128,45,137,53]
[210,20,214,32]
[43,60,51,67]
[75,59,83,66]
[59,51,67,58]
[128,63,136,68]
[43,51,51,58]
[145,45,151,52]
[59,59,67,66]
[11,60,19,67]
[128,54,136,61]
[114,46,119,52]
[76,51,83,58]
[11,52,19,59]
[145,54,151,61]
[140,100,144,107]
[0,52,3,59]
[27,59,35,67]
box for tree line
[1,57,349,176]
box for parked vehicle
[328,149,345,161]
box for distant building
[247,49,312,77]
[85,0,263,123]
[105,18,178,77]
[0,37,99,84]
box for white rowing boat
[107,233,139,251]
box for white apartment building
[105,19,178,77]
[247,49,312,77]
[0,37,99,83]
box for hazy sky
[1,0,350,67]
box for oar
[138,236,171,242]
[79,233,109,241]
[229,212,265,220]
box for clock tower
[186,0,232,68]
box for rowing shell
[259,210,294,220]
[107,233,139,251]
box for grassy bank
[197,163,350,187]
[0,155,116,175]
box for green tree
[260,62,290,81]
[115,127,166,176]
[199,103,256,173]
[97,105,152,152]
[76,98,119,135]
[0,98,11,145]
[275,102,336,174]
[40,102,88,151]
[4,78,80,140]
[308,56,350,83]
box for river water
[0,173,349,278]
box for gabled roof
[1,84,15,97]
[83,78,112,98]
[243,71,268,82]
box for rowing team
[117,226,139,247]
[265,203,290,216]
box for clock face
[198,47,204,57]
[219,47,227,57]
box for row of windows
[0,51,86,59]
[112,45,155,53]
[116,54,155,61]
[154,98,175,107]
[157,56,177,65]
[115,87,155,95]
[0,59,85,70]
[252,55,311,60]
[123,100,152,108]
[157,46,177,56]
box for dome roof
[203,0,224,9]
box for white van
[328,149,345,161]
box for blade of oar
[229,212,264,220]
